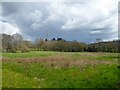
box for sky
[0,0,119,43]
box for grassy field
[2,51,119,88]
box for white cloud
[31,23,41,30]
[43,0,118,41]
[2,0,119,42]
[0,21,21,35]
[46,0,118,32]
[29,10,42,23]
[90,30,101,34]
[29,10,43,30]
[19,9,43,30]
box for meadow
[2,51,119,88]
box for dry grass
[3,54,117,69]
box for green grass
[2,51,57,59]
[2,51,119,88]
[2,69,40,88]
[2,51,118,61]
[70,52,118,61]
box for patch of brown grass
[4,55,116,69]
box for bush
[20,44,29,53]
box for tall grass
[2,51,119,88]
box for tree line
[0,33,119,53]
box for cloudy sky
[0,0,119,43]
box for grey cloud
[2,1,119,43]
[2,2,24,16]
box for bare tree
[12,33,23,49]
